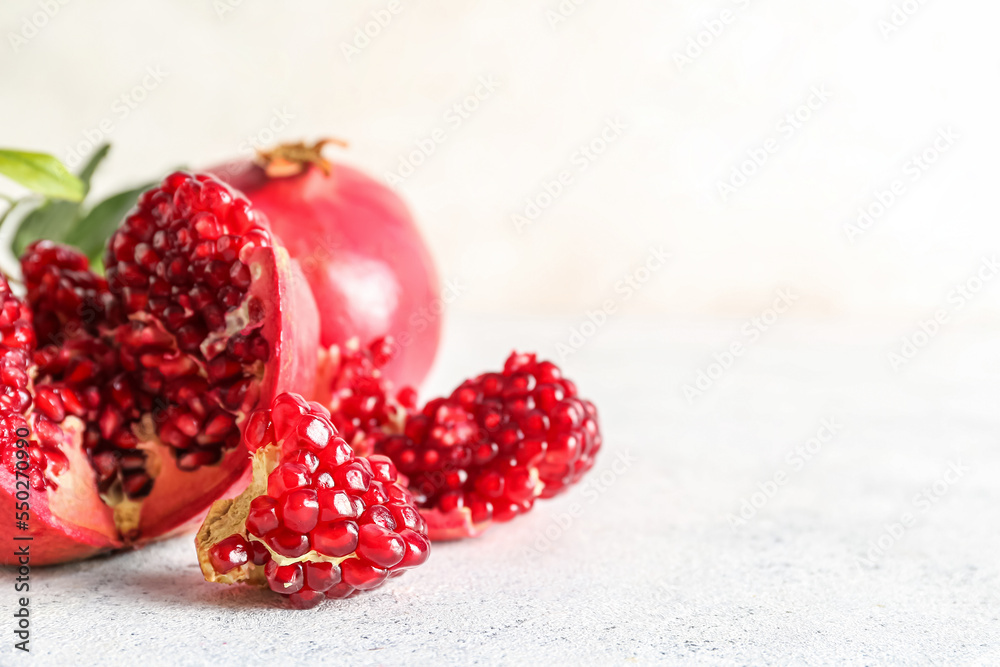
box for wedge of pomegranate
[0,172,320,565]
[196,393,430,609]
[209,140,441,390]
[376,352,602,540]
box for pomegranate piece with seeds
[196,392,430,609]
[375,352,601,540]
[0,172,321,565]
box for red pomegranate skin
[210,159,441,390]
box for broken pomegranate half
[0,171,320,565]
[196,392,430,608]
[375,352,602,540]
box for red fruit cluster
[377,352,601,538]
[197,393,429,609]
[317,336,415,457]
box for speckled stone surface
[5,317,999,666]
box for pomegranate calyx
[256,139,347,179]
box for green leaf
[64,182,154,263]
[9,144,112,257]
[0,149,84,201]
[11,199,79,257]
[76,144,110,192]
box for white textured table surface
[7,316,1000,666]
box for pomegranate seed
[209,535,250,574]
[246,496,280,537]
[281,488,319,534]
[303,561,341,592]
[266,528,310,559]
[267,462,310,498]
[288,589,325,609]
[311,520,359,557]
[317,489,354,522]
[340,558,388,591]
[264,560,304,594]
[356,524,405,568]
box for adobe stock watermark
[555,246,670,360]
[7,0,71,53]
[384,75,501,186]
[877,0,930,40]
[512,116,627,233]
[673,0,754,72]
[545,0,591,29]
[682,288,798,403]
[843,126,958,243]
[340,0,407,62]
[717,85,832,202]
[728,417,843,529]
[236,107,295,157]
[63,66,169,169]
[887,255,998,371]
[212,0,245,19]
[522,449,637,559]
[856,459,968,570]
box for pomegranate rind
[422,506,490,541]
[0,418,121,565]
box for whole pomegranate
[0,172,321,565]
[209,140,442,390]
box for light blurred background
[4,3,1000,663]
[2,0,997,326]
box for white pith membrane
[195,444,357,588]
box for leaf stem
[0,198,19,231]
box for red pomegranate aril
[317,489,355,522]
[288,589,325,610]
[359,504,396,530]
[247,496,280,536]
[209,535,250,574]
[396,530,431,569]
[303,561,341,592]
[368,455,396,483]
[340,558,388,591]
[268,462,310,498]
[249,540,271,566]
[388,503,425,532]
[356,524,405,568]
[281,488,319,534]
[266,528,310,559]
[265,560,304,594]
[311,520,359,558]
[333,462,371,493]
